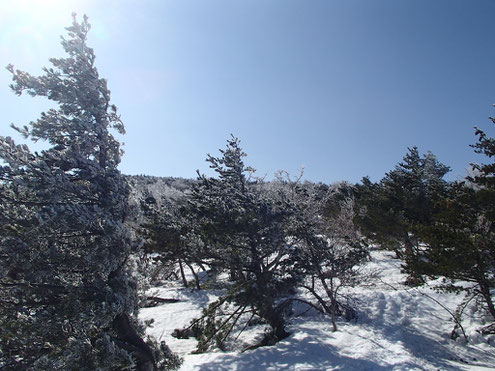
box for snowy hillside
[140,250,495,370]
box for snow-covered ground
[140,251,495,370]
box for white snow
[140,250,495,370]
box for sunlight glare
[1,0,84,25]
[1,0,96,68]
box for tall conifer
[0,15,179,370]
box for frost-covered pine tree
[0,15,179,370]
[186,136,293,350]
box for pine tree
[470,121,495,222]
[0,15,179,370]
[414,183,495,320]
[185,136,293,351]
[414,119,495,321]
[471,121,495,190]
[355,147,450,284]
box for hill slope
[140,250,495,370]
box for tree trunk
[186,262,201,290]
[330,304,337,332]
[302,283,334,317]
[479,280,495,320]
[307,251,339,331]
[319,276,338,332]
[261,303,289,344]
[151,263,165,282]
[113,313,157,371]
[253,266,289,344]
[178,259,188,288]
[403,234,424,286]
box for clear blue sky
[1,0,495,183]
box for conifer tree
[415,183,495,320]
[414,120,495,321]
[185,136,293,351]
[0,15,179,370]
[471,121,495,189]
[355,147,449,284]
